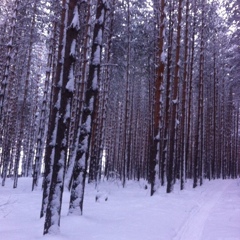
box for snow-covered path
[0,178,239,240]
[201,180,240,240]
[173,180,240,240]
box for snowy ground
[0,177,240,240]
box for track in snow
[172,180,233,240]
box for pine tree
[43,0,80,234]
[68,0,109,216]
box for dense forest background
[0,0,239,234]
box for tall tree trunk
[180,0,189,190]
[166,0,183,193]
[43,0,80,234]
[193,0,205,188]
[150,0,166,196]
[186,1,196,179]
[69,0,109,215]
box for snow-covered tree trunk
[68,0,109,215]
[40,1,62,217]
[179,0,189,190]
[150,0,166,196]
[43,0,80,234]
[161,0,175,189]
[166,0,183,193]
[193,0,205,188]
[212,30,219,180]
[65,0,91,191]
[186,2,196,179]
[122,0,131,187]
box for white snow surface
[70,6,80,30]
[92,46,100,66]
[0,178,240,240]
[66,65,75,92]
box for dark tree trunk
[150,0,166,196]
[69,0,109,215]
[43,0,80,234]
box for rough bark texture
[69,0,109,215]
